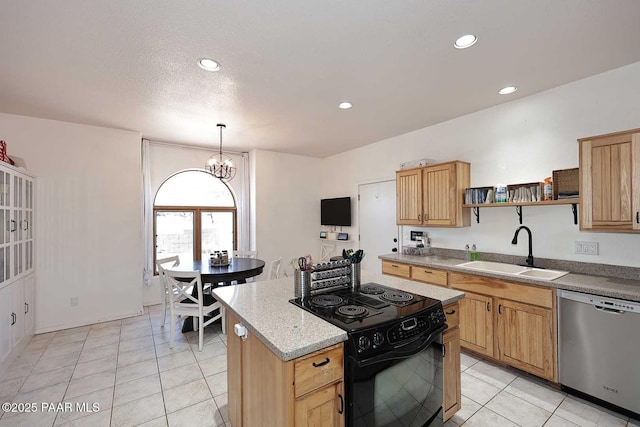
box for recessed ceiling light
[197,58,221,71]
[338,102,353,109]
[454,34,477,49]
[498,86,518,95]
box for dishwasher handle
[594,305,626,315]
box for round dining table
[170,258,266,285]
[169,257,266,333]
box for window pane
[156,211,194,264]
[201,211,235,259]
[155,170,235,207]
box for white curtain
[142,139,153,286]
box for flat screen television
[321,197,351,226]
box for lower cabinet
[0,274,35,367]
[226,310,345,427]
[457,291,494,358]
[442,303,461,421]
[451,272,557,382]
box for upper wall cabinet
[396,161,470,227]
[579,129,640,232]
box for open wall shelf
[462,199,579,225]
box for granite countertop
[211,271,464,362]
[379,253,640,302]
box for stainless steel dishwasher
[558,289,640,416]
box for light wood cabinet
[411,265,448,287]
[495,298,554,380]
[450,272,557,382]
[226,310,345,427]
[579,128,640,232]
[457,291,494,358]
[396,161,471,227]
[396,168,423,225]
[443,327,461,420]
[381,260,411,278]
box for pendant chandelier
[206,123,236,181]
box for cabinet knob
[417,214,421,221]
[486,302,490,312]
[337,394,344,414]
[446,309,456,315]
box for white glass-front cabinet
[0,162,35,369]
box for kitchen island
[212,270,464,427]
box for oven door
[346,327,445,427]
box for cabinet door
[0,285,12,364]
[396,169,423,225]
[11,280,24,347]
[457,292,493,358]
[496,298,554,380]
[423,163,456,226]
[443,328,461,421]
[24,274,35,336]
[580,131,640,231]
[294,381,344,427]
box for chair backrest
[164,269,205,309]
[234,250,257,259]
[267,257,282,280]
[156,255,180,286]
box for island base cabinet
[443,327,461,421]
[226,310,345,427]
[295,382,345,427]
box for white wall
[322,62,640,268]
[251,150,322,277]
[1,113,143,332]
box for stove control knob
[358,336,371,351]
[373,332,384,346]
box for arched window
[154,169,237,268]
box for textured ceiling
[1,1,640,157]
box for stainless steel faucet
[511,225,535,267]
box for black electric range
[289,282,446,360]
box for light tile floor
[0,304,228,427]
[0,305,637,427]
[448,352,638,427]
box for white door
[358,180,399,273]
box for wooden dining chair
[156,255,180,328]
[164,269,225,351]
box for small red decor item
[0,141,6,162]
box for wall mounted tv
[321,197,351,226]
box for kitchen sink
[456,260,569,281]
[457,261,528,274]
[517,269,569,280]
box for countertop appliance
[558,289,640,418]
[290,283,447,426]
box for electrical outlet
[575,241,599,255]
[70,297,78,307]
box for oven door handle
[352,324,447,367]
